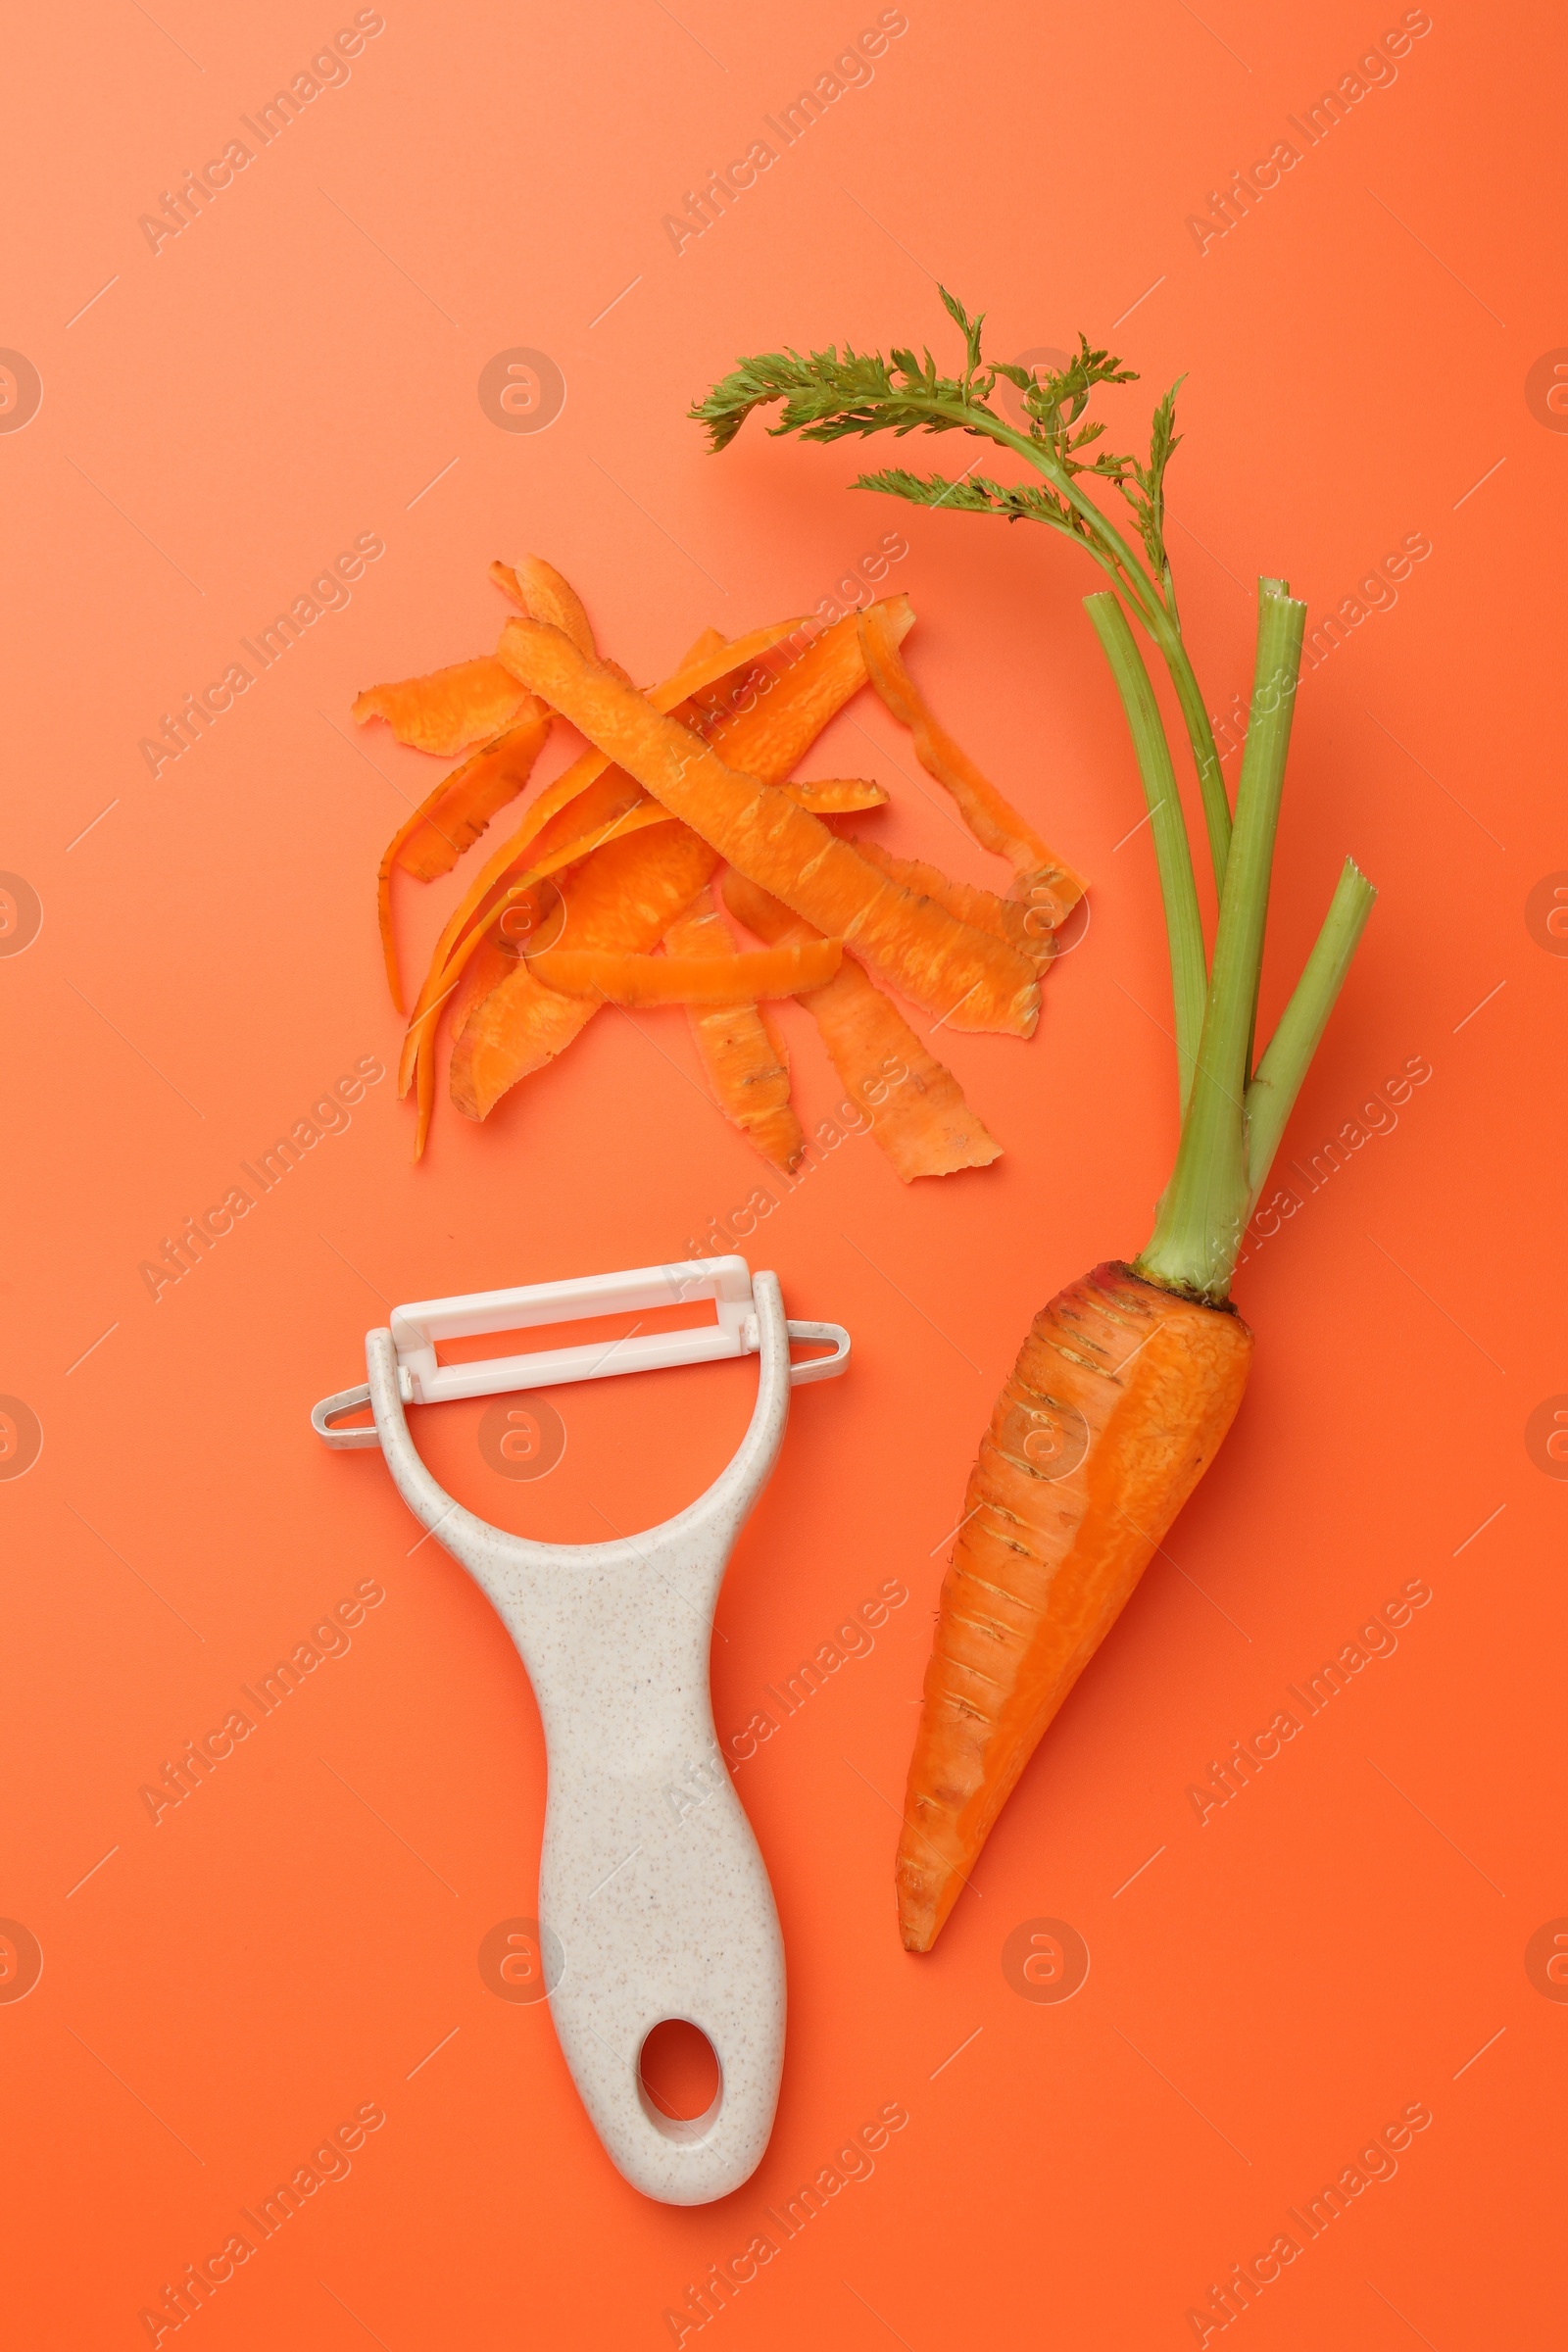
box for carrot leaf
[692,295,1230,891]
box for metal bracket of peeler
[310,1255,849,2206]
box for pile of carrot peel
[356,556,1087,1180]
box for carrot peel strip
[397,613,813,1089]
[396,715,554,883]
[448,826,719,1122]
[665,888,805,1171]
[430,598,917,1136]
[404,599,912,1108]
[852,838,1054,969]
[372,556,594,1006]
[352,657,533,757]
[526,939,839,1005]
[858,606,1087,928]
[405,796,675,1062]
[497,616,1038,1038]
[396,763,666,1097]
[723,871,1002,1181]
[373,710,551,1010]
[779,776,887,812]
[490,557,597,657]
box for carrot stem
[1083,591,1207,1112]
[1158,631,1230,892]
[1003,414,1229,888]
[1246,857,1377,1206]
[1136,580,1305,1302]
[862,395,1233,891]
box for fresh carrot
[858,605,1087,931]
[695,293,1377,1947]
[497,617,1041,1037]
[665,888,805,1171]
[723,871,1001,1181]
[899,1263,1252,1946]
[526,937,840,1004]
[352,656,534,756]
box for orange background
[3,1,1563,2344]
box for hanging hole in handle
[786,1319,851,1386]
[311,1385,381,1449]
[637,2019,722,2142]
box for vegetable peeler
[311,1255,849,2205]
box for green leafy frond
[1017,334,1139,443]
[1083,378,1186,582]
[854,465,995,513]
[854,466,1074,531]
[937,286,986,383]
[690,298,1183,590]
[689,340,1002,456]
[690,285,1060,458]
[1009,342,1184,580]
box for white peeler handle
[363,1274,799,2204]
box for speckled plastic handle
[363,1274,795,2204]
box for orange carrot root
[526,938,839,1005]
[858,607,1087,930]
[497,616,1039,1037]
[665,888,805,1171]
[723,871,1002,1181]
[897,1263,1253,1951]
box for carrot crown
[693,292,1376,1303]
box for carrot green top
[692,291,1375,1303]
